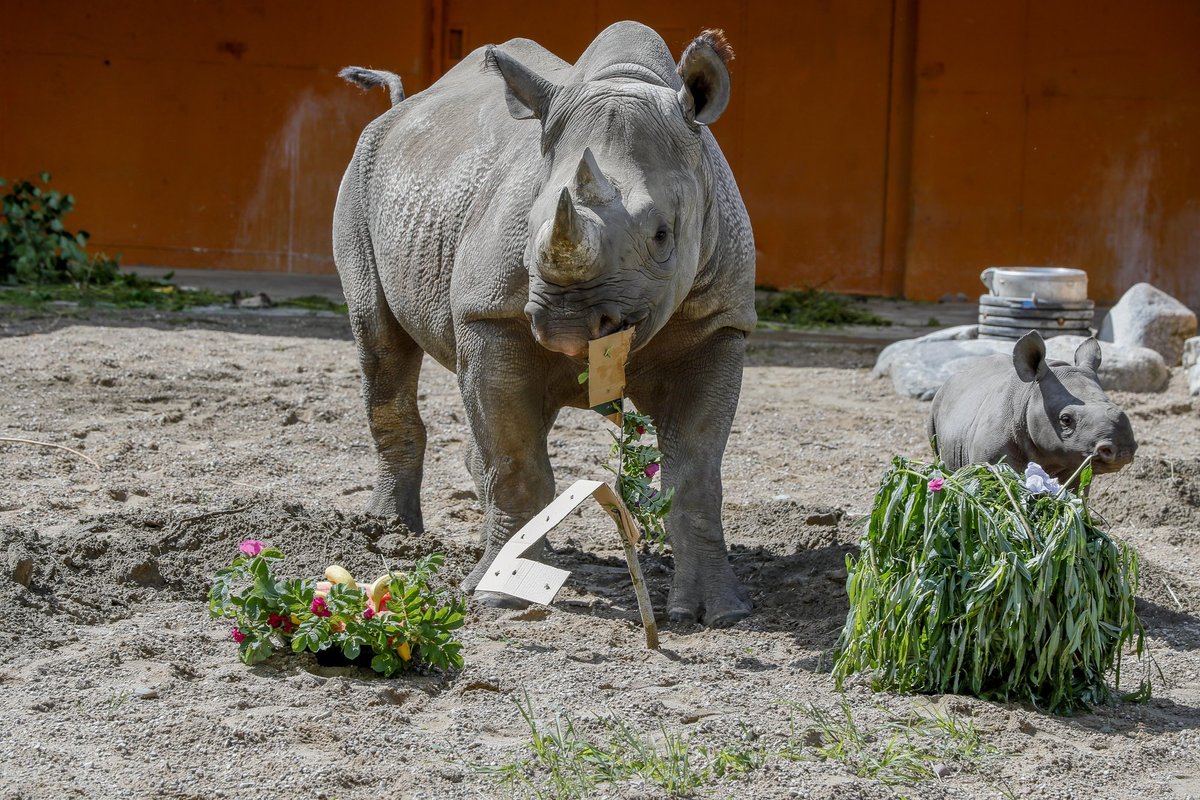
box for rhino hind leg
[350,303,427,532]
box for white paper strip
[475,479,604,605]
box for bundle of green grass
[835,458,1146,714]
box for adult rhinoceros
[334,21,756,626]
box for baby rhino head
[1013,331,1138,479]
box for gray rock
[1189,364,1200,397]
[1183,337,1200,370]
[1043,335,1169,393]
[1098,283,1197,366]
[875,325,1169,399]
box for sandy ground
[0,309,1198,800]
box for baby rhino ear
[1074,337,1102,372]
[1012,331,1049,383]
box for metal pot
[979,267,1088,303]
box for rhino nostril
[591,308,623,339]
[1094,443,1116,462]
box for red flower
[636,425,645,436]
[231,628,247,644]
[268,613,286,628]
[310,596,331,617]
[363,607,375,620]
[644,463,660,479]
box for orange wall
[905,0,1200,305]
[0,1,433,272]
[2,1,1199,305]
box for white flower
[1024,462,1062,495]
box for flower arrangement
[209,540,465,675]
[835,458,1146,714]
[576,362,674,549]
[606,409,674,550]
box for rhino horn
[539,188,599,281]
[550,188,587,254]
[573,148,616,206]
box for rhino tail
[339,66,405,106]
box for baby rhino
[929,331,1137,480]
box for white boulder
[875,325,1170,400]
[1185,337,1200,397]
[1098,283,1197,366]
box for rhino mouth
[524,300,647,357]
[1091,450,1136,474]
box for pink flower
[267,613,286,628]
[310,596,331,617]
[363,607,375,620]
[928,477,945,492]
[644,463,660,479]
[238,539,266,557]
[231,628,247,644]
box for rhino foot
[702,594,752,628]
[366,488,424,533]
[667,554,752,627]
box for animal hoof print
[472,590,531,610]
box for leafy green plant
[755,285,891,329]
[208,540,465,675]
[835,457,1146,713]
[0,173,120,286]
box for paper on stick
[474,478,643,605]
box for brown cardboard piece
[588,327,636,426]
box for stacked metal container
[977,267,1094,340]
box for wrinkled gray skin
[333,22,756,626]
[929,331,1138,480]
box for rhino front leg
[455,322,558,601]
[631,328,749,627]
[348,292,427,531]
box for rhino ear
[485,45,554,120]
[677,29,733,126]
[1074,337,1103,372]
[1013,331,1050,383]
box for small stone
[133,686,159,700]
[10,553,34,588]
[107,488,128,502]
[805,510,842,526]
[127,559,165,587]
[932,763,951,778]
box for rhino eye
[1059,412,1075,430]
[649,226,674,264]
